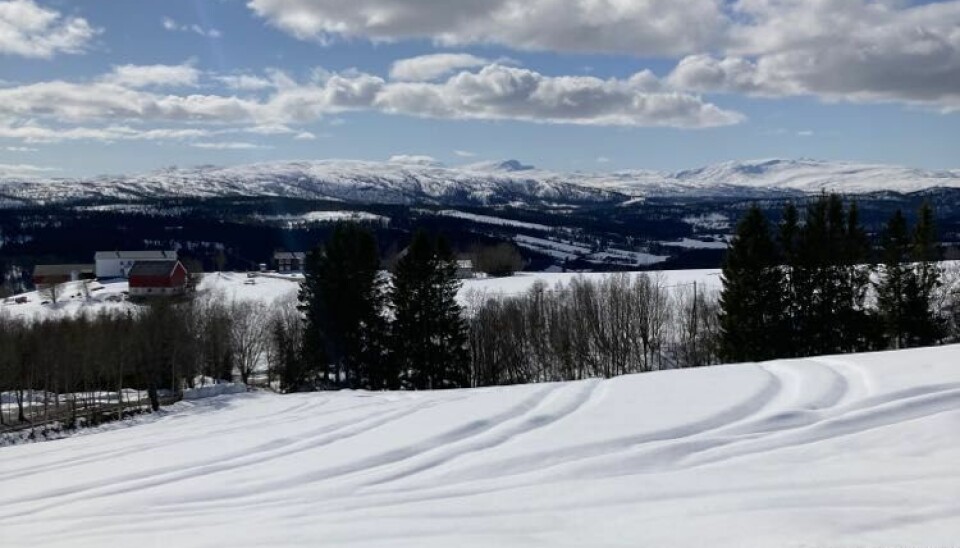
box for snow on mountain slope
[669,158,960,194]
[0,344,958,547]
[2,158,957,207]
[0,160,620,206]
[576,158,960,196]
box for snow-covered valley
[0,344,958,547]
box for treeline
[465,274,719,385]
[0,292,279,427]
[719,195,949,363]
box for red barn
[128,260,189,297]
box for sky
[0,0,958,178]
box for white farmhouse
[95,250,178,279]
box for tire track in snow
[0,396,450,522]
[161,383,565,507]
[357,378,604,490]
[673,384,960,469]
[65,380,604,517]
[388,364,783,490]
[0,386,550,523]
[0,395,335,481]
[517,359,957,480]
[100,382,568,514]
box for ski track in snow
[1,346,960,547]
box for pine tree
[434,236,470,387]
[876,209,912,349]
[906,202,943,346]
[793,196,830,356]
[392,230,469,389]
[837,201,873,352]
[299,223,388,389]
[777,202,801,357]
[718,205,784,362]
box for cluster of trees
[281,225,470,392]
[465,274,719,385]
[0,292,278,427]
[471,243,525,277]
[720,195,945,363]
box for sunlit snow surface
[1,344,959,547]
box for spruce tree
[777,202,800,357]
[719,205,784,363]
[876,209,912,349]
[906,202,943,346]
[837,201,873,352]
[392,230,469,389]
[793,196,830,356]
[299,223,388,389]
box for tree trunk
[148,383,160,412]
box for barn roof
[33,264,95,277]
[274,251,306,260]
[95,250,177,261]
[128,260,181,277]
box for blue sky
[1,0,958,177]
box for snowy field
[0,344,958,546]
[0,269,722,320]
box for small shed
[456,259,475,279]
[128,260,189,297]
[274,251,306,273]
[32,264,95,286]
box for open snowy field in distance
[0,344,958,547]
[0,269,723,321]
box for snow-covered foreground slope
[1,345,959,547]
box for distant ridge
[1,158,958,207]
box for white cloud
[294,131,316,140]
[0,80,263,123]
[0,162,58,177]
[0,0,98,58]
[668,2,960,111]
[248,0,960,112]
[0,62,743,149]
[797,130,814,137]
[248,0,724,56]
[390,53,490,81]
[215,73,275,91]
[162,16,221,38]
[4,145,37,151]
[596,156,611,163]
[0,123,214,144]
[102,62,201,88]
[454,149,476,158]
[191,142,271,150]
[243,124,298,135]
[374,64,742,128]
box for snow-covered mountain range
[1,158,958,207]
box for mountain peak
[465,159,536,172]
